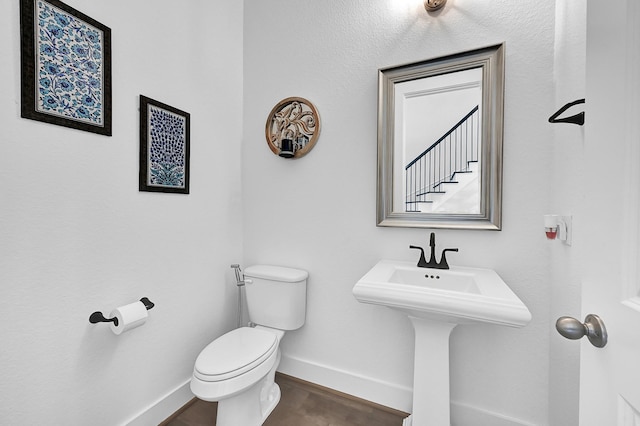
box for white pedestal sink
[353,260,531,426]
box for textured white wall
[0,0,585,424]
[0,1,243,424]
[243,0,568,423]
[548,2,586,425]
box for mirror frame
[377,44,505,230]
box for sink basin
[388,266,479,293]
[354,259,531,425]
[353,259,531,327]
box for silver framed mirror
[377,44,505,230]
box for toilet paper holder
[89,297,155,326]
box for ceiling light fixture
[424,0,447,12]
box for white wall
[0,0,586,424]
[0,1,243,424]
[243,0,569,424]
[548,2,586,425]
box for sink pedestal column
[403,316,457,426]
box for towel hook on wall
[549,98,585,126]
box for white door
[577,0,640,423]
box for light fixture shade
[424,0,447,12]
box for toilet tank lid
[244,265,308,282]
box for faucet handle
[409,245,428,268]
[438,248,459,270]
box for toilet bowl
[190,326,284,425]
[190,265,308,426]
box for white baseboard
[451,400,537,426]
[122,358,536,426]
[278,353,413,413]
[125,379,193,426]
[279,354,536,426]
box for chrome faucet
[409,232,458,270]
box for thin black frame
[139,95,191,194]
[20,0,112,136]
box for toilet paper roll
[109,301,148,335]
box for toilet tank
[244,265,308,330]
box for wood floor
[161,373,408,426]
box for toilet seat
[194,327,278,382]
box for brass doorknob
[556,314,607,348]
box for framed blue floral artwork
[139,96,190,194]
[20,0,112,136]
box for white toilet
[190,265,308,426]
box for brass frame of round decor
[265,97,321,159]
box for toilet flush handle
[244,279,253,284]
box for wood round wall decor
[265,97,321,159]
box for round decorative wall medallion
[265,97,321,159]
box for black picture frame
[139,95,190,194]
[20,0,112,136]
